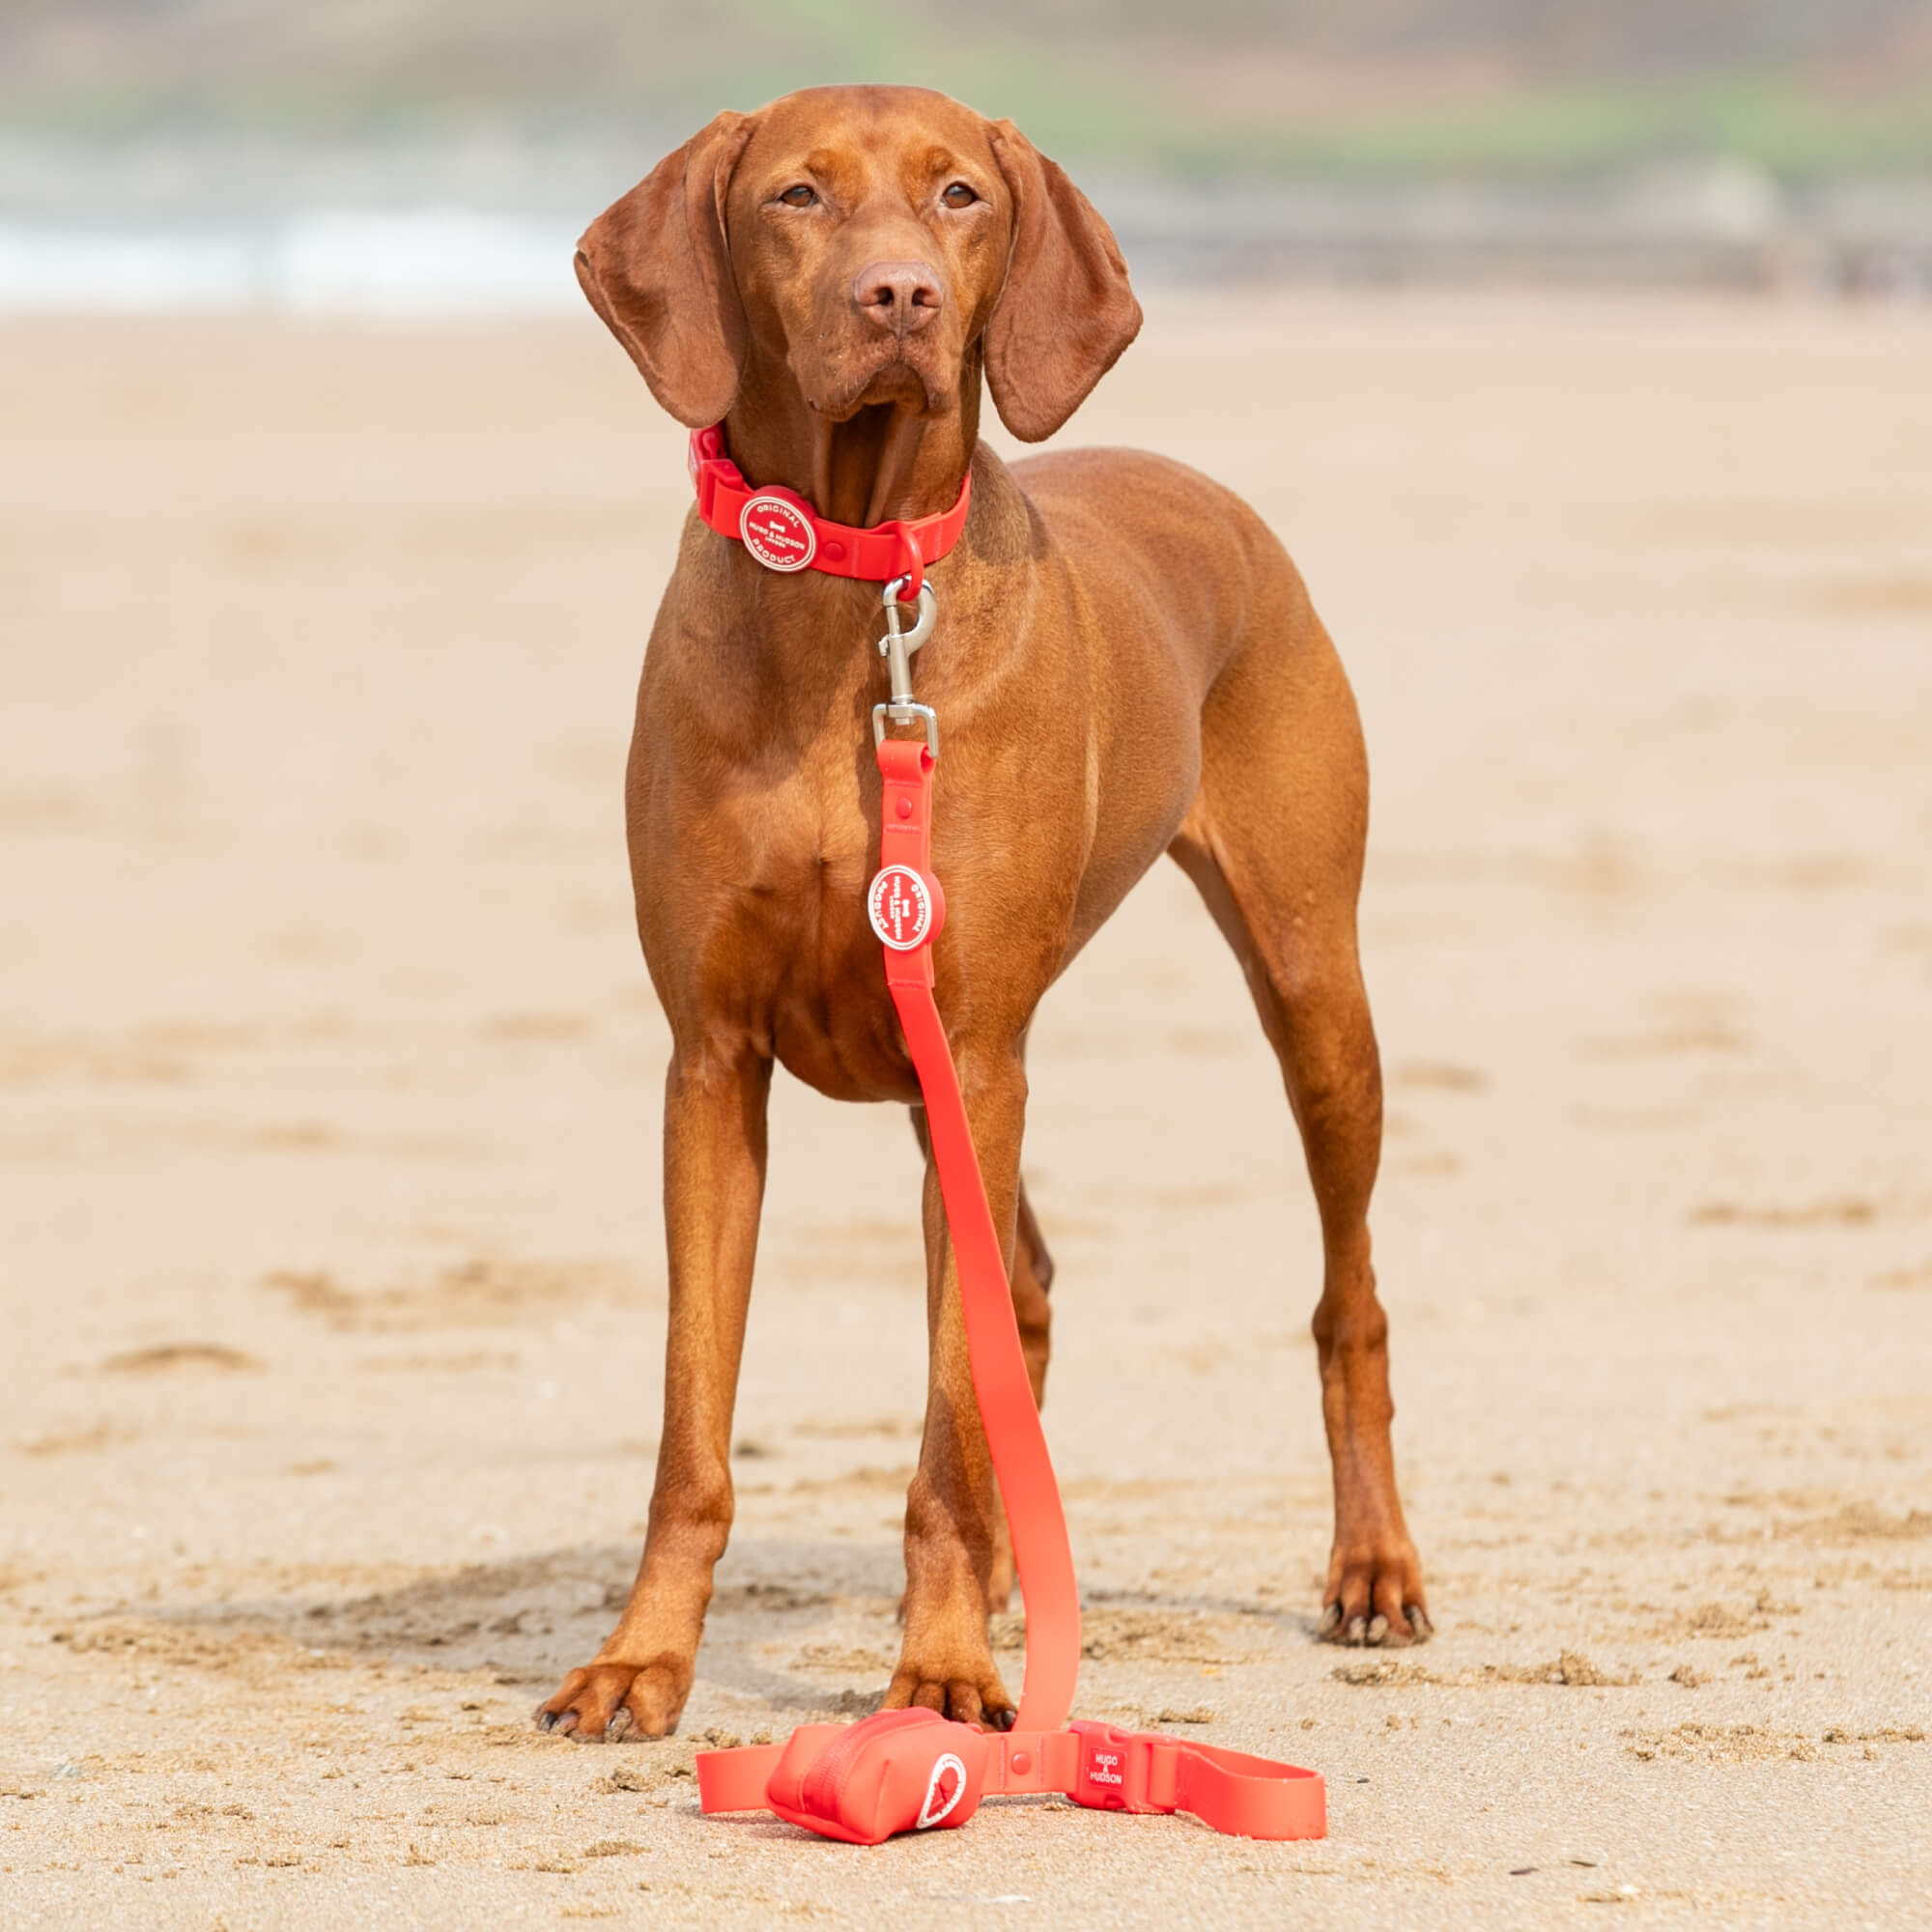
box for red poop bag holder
[687,441,1325,1846]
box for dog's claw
[1404,1605,1434,1642]
[1320,1528,1430,1649]
[537,1661,692,1741]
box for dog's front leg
[887,1049,1028,1730]
[537,1045,771,1740]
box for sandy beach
[3,292,1929,1927]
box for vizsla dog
[538,84,1427,1744]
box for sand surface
[3,295,1929,1928]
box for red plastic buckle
[1067,1721,1161,1815]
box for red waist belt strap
[695,737,1325,1845]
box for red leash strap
[994,1721,1325,1839]
[870,736,1082,1736]
[696,1710,1325,1843]
[694,718,1326,1845]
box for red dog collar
[688,424,970,598]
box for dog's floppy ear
[576,112,756,427]
[982,122,1142,443]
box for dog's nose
[850,260,944,337]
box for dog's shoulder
[1002,443,1285,585]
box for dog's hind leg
[1169,589,1429,1648]
[1010,1179,1055,1406]
[909,1105,1053,1610]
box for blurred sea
[0,213,583,316]
[3,137,1929,313]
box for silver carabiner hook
[872,577,941,758]
[877,578,937,708]
[878,577,937,664]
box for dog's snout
[851,260,944,336]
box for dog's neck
[723,355,981,528]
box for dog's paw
[534,1658,692,1741]
[1317,1537,1431,1647]
[880,1655,1015,1731]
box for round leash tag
[867,865,933,951]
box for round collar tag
[740,494,817,572]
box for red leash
[690,560,1324,1847]
[869,731,1084,1739]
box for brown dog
[537,84,1427,1744]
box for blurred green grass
[4,0,1930,179]
[1216,74,1932,180]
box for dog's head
[576,85,1141,444]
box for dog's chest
[667,758,919,1103]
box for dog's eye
[778,184,818,209]
[940,181,979,209]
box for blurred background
[5,7,1931,1918]
[5,0,1932,312]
